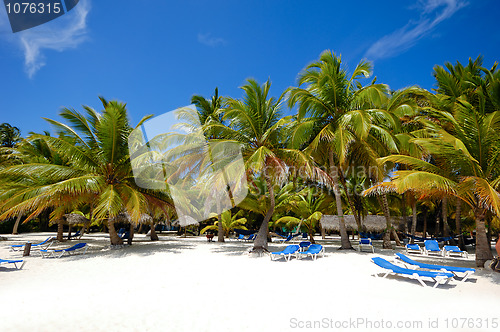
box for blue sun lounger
[299,241,311,251]
[40,242,88,258]
[394,252,475,282]
[0,258,25,269]
[244,234,256,242]
[358,238,374,253]
[270,245,300,261]
[371,257,454,288]
[423,240,441,256]
[442,245,468,258]
[405,243,423,255]
[10,237,54,252]
[297,244,325,260]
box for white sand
[0,233,499,332]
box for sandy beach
[1,233,499,332]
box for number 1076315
[5,2,62,14]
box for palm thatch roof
[111,212,154,224]
[62,213,91,226]
[320,215,409,232]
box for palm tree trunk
[475,209,493,267]
[56,220,64,241]
[422,205,428,239]
[150,223,159,241]
[379,194,393,249]
[456,198,465,250]
[329,151,352,249]
[108,218,123,245]
[402,193,408,234]
[127,223,134,245]
[339,175,362,232]
[442,197,450,238]
[216,199,224,242]
[253,173,274,253]
[410,199,417,244]
[12,213,22,235]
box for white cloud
[1,0,91,78]
[365,0,467,60]
[197,33,226,47]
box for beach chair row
[371,253,476,288]
[270,242,325,261]
[406,240,468,258]
[6,238,89,260]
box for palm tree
[288,50,395,249]
[191,88,228,242]
[0,123,21,148]
[366,83,500,266]
[274,187,331,243]
[200,210,247,239]
[0,98,172,245]
[210,79,322,253]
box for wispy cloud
[197,33,226,47]
[365,0,467,60]
[0,0,91,78]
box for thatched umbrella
[111,212,155,243]
[52,213,91,241]
[320,215,407,234]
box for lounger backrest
[67,243,87,251]
[283,245,300,254]
[424,240,440,251]
[359,238,371,245]
[307,244,323,253]
[299,241,311,248]
[444,245,460,251]
[406,244,420,250]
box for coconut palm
[0,98,172,245]
[288,50,398,249]
[274,187,332,243]
[0,123,21,148]
[191,88,228,242]
[209,79,324,253]
[200,210,247,239]
[366,61,500,265]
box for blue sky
[0,0,499,135]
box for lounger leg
[461,271,472,282]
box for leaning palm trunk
[108,218,123,245]
[127,223,134,245]
[252,173,275,253]
[12,213,22,235]
[329,152,352,249]
[216,199,224,242]
[379,194,393,249]
[57,219,64,241]
[410,200,417,244]
[455,199,465,250]
[402,193,408,234]
[332,173,352,249]
[339,175,362,233]
[150,223,159,241]
[475,209,493,267]
[442,197,450,238]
